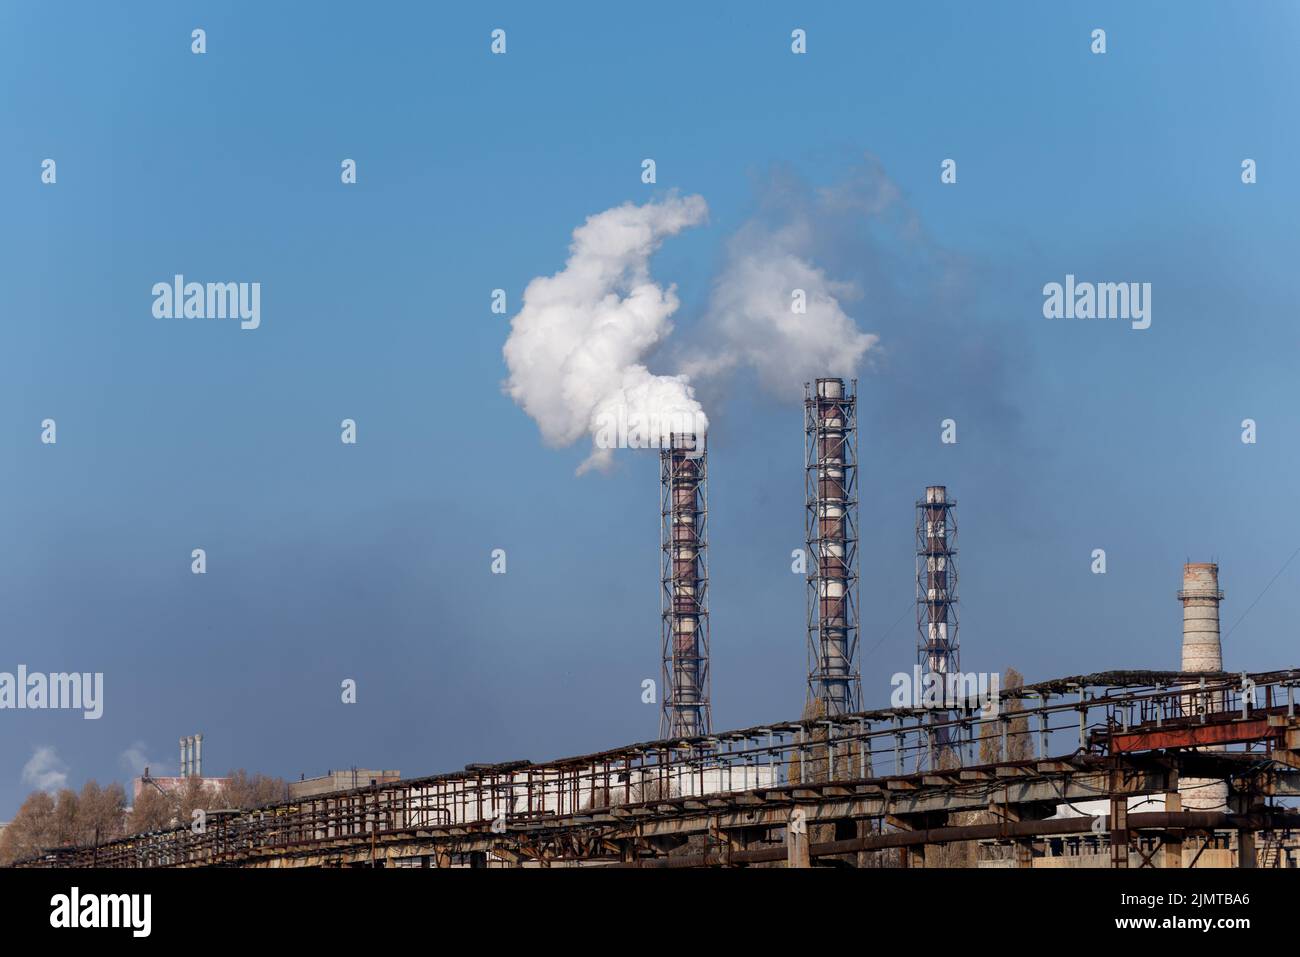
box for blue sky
[0,1,1297,817]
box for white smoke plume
[505,173,886,469]
[685,190,879,398]
[503,194,710,474]
[21,745,68,794]
[119,741,167,777]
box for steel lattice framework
[22,669,1300,869]
[661,432,710,738]
[805,378,862,715]
[916,486,959,767]
[917,486,959,678]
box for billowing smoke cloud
[503,194,710,474]
[686,233,875,397]
[504,171,892,470]
[21,745,68,794]
[684,173,881,398]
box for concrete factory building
[290,769,402,800]
[131,732,229,801]
[131,775,227,803]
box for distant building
[289,769,400,800]
[131,772,228,803]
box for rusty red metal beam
[1104,706,1292,753]
[1109,719,1277,753]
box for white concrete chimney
[1180,563,1223,672]
[195,733,203,777]
[1178,562,1227,813]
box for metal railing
[20,669,1299,868]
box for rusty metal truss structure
[661,432,710,738]
[915,485,958,769]
[20,669,1300,869]
[804,378,861,716]
[916,486,958,679]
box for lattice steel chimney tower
[660,432,710,738]
[916,486,958,679]
[805,378,861,716]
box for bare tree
[175,776,217,823]
[220,770,289,809]
[972,667,1031,866]
[76,780,127,846]
[980,666,1030,764]
[0,791,56,864]
[4,769,297,857]
[122,769,290,836]
[128,786,174,835]
[49,789,81,848]
[0,780,127,863]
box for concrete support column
[722,826,757,868]
[1015,839,1034,868]
[1164,789,1183,868]
[1110,795,1129,868]
[1238,829,1257,868]
[855,819,871,869]
[786,809,810,868]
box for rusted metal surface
[917,485,958,682]
[610,810,1300,868]
[661,432,709,737]
[17,669,1300,869]
[1106,710,1286,753]
[805,378,861,714]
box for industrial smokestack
[916,486,959,766]
[804,378,861,715]
[180,737,188,777]
[917,486,959,678]
[1180,563,1223,672]
[195,733,203,778]
[1178,562,1227,812]
[660,432,710,737]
